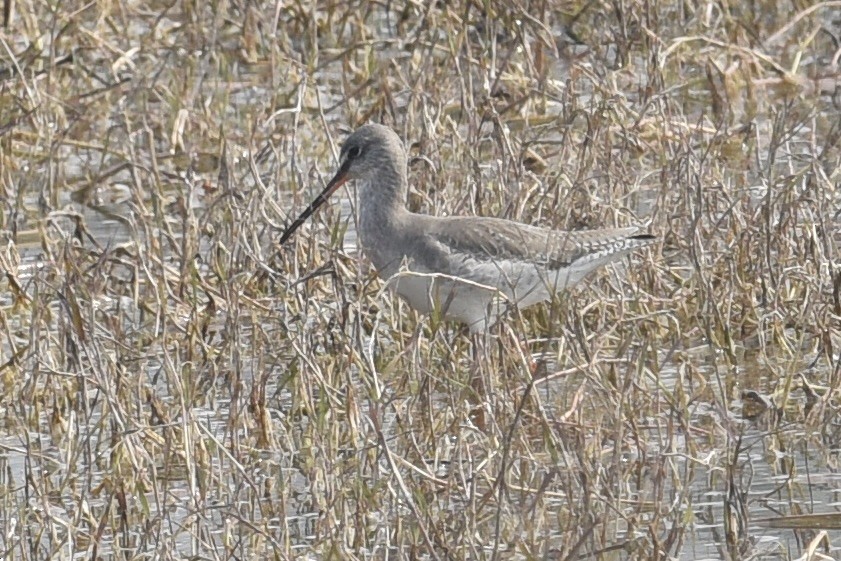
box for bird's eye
[346,146,362,160]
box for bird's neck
[357,169,409,243]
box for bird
[279,124,655,333]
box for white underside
[381,250,629,333]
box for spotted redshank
[279,124,655,332]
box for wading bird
[279,124,654,333]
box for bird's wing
[427,216,652,270]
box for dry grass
[0,0,840,559]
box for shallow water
[6,210,840,560]
[2,1,840,558]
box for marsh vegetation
[0,0,840,559]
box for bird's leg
[466,323,555,433]
[469,333,486,431]
[500,311,550,377]
[468,328,494,431]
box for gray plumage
[296,123,655,332]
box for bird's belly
[382,271,499,330]
[375,258,573,331]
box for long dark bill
[278,160,351,245]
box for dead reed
[0,0,839,559]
